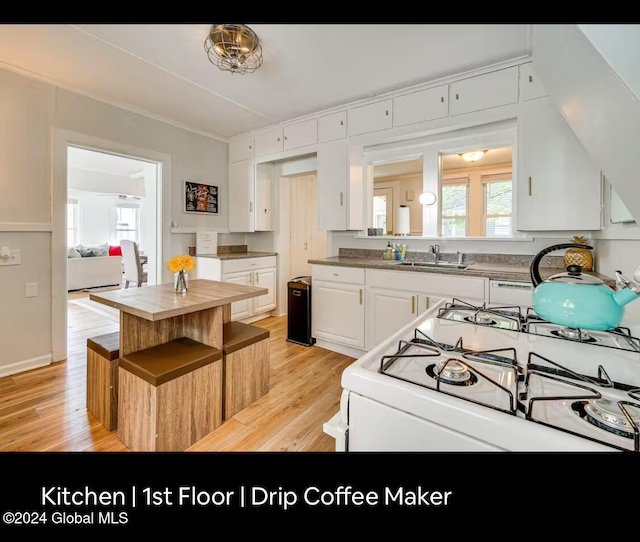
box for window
[441,178,468,237]
[67,199,79,247]
[482,174,513,237]
[115,204,140,244]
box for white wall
[0,66,228,376]
[76,194,114,245]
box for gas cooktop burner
[572,399,640,438]
[426,358,478,386]
[464,313,498,326]
[437,299,523,331]
[551,327,598,343]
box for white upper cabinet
[347,99,393,136]
[283,118,317,150]
[393,85,449,127]
[228,159,256,233]
[316,140,364,232]
[255,127,284,157]
[519,62,549,101]
[516,96,602,231]
[318,111,347,142]
[229,135,255,163]
[449,67,519,116]
[255,162,273,232]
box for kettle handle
[529,243,593,287]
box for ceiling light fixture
[204,23,263,75]
[459,150,487,162]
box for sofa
[67,243,123,291]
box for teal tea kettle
[529,243,640,330]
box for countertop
[307,256,617,287]
[195,251,277,260]
[90,279,268,321]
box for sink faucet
[430,244,440,262]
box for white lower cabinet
[311,265,487,353]
[311,265,365,350]
[222,267,277,320]
[196,256,277,322]
[366,288,433,350]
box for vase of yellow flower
[167,254,196,294]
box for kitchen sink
[392,261,469,270]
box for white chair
[120,240,147,288]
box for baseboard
[0,353,52,378]
[314,339,366,359]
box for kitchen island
[90,279,268,451]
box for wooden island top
[90,279,268,321]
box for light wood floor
[0,292,355,452]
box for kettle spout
[613,286,640,307]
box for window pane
[485,181,512,215]
[442,185,467,216]
[486,217,512,237]
[442,218,466,237]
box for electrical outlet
[0,249,20,266]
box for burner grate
[437,298,524,331]
[524,309,640,352]
[522,351,640,452]
[378,328,521,414]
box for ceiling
[0,24,533,140]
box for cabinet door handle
[340,192,344,206]
[284,136,288,140]
[385,110,389,116]
[426,297,430,310]
[440,96,444,102]
[304,241,308,250]
[255,271,259,284]
[528,176,532,196]
[455,93,459,100]
[249,272,253,284]
[411,296,415,314]
[277,137,281,141]
[340,120,344,125]
[249,201,253,212]
[359,289,363,305]
[529,75,533,83]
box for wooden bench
[86,331,120,431]
[117,337,223,452]
[222,321,271,420]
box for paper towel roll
[396,205,410,235]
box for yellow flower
[167,254,196,273]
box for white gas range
[324,298,640,452]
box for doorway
[66,146,160,287]
[51,128,172,363]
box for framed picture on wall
[184,180,219,215]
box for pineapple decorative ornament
[563,236,593,271]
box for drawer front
[221,256,277,274]
[312,264,365,285]
[366,269,486,299]
[318,111,347,142]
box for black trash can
[287,276,315,346]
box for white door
[317,140,347,231]
[252,268,277,314]
[228,160,255,233]
[290,173,326,278]
[223,271,253,321]
[516,96,602,231]
[312,280,365,349]
[366,288,418,350]
[372,187,393,235]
